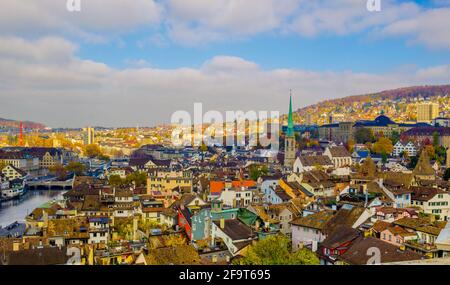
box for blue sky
[80,31,450,72]
[0,0,450,127]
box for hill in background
[292,85,450,125]
[0,117,46,130]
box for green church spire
[287,91,294,137]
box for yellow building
[147,170,193,193]
[417,102,439,123]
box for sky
[0,0,450,128]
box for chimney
[220,218,225,229]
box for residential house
[0,246,69,265]
[218,186,253,208]
[337,236,423,265]
[1,164,27,180]
[211,219,256,256]
[317,226,360,265]
[380,225,417,246]
[374,207,418,223]
[135,245,200,265]
[411,187,450,221]
[291,210,334,251]
[392,141,418,157]
[190,200,239,241]
[88,216,109,244]
[140,197,164,223]
[147,169,193,194]
[46,217,90,246]
[393,217,446,258]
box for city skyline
[1,0,450,127]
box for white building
[411,188,450,221]
[218,187,253,208]
[290,211,333,252]
[88,217,109,244]
[392,141,417,157]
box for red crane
[19,122,23,146]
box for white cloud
[164,0,300,45]
[1,36,449,127]
[381,8,450,49]
[0,0,162,41]
[0,0,449,50]
[289,0,420,37]
[202,56,259,73]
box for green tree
[249,165,269,181]
[444,168,450,181]
[433,131,440,148]
[433,146,446,165]
[408,155,419,169]
[48,163,68,181]
[381,151,388,164]
[233,235,319,265]
[390,130,400,145]
[109,174,123,186]
[84,144,102,158]
[354,128,374,144]
[65,162,86,175]
[125,171,148,187]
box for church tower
[284,92,296,168]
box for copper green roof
[286,94,294,137]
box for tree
[372,137,393,154]
[408,155,419,169]
[48,163,68,181]
[354,128,374,144]
[84,144,102,158]
[381,151,388,164]
[65,162,86,175]
[359,156,376,177]
[249,165,269,181]
[433,131,440,148]
[444,168,450,181]
[435,146,446,165]
[200,142,208,152]
[109,175,123,186]
[346,138,356,153]
[390,130,400,145]
[424,145,435,159]
[233,235,319,265]
[125,172,148,187]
